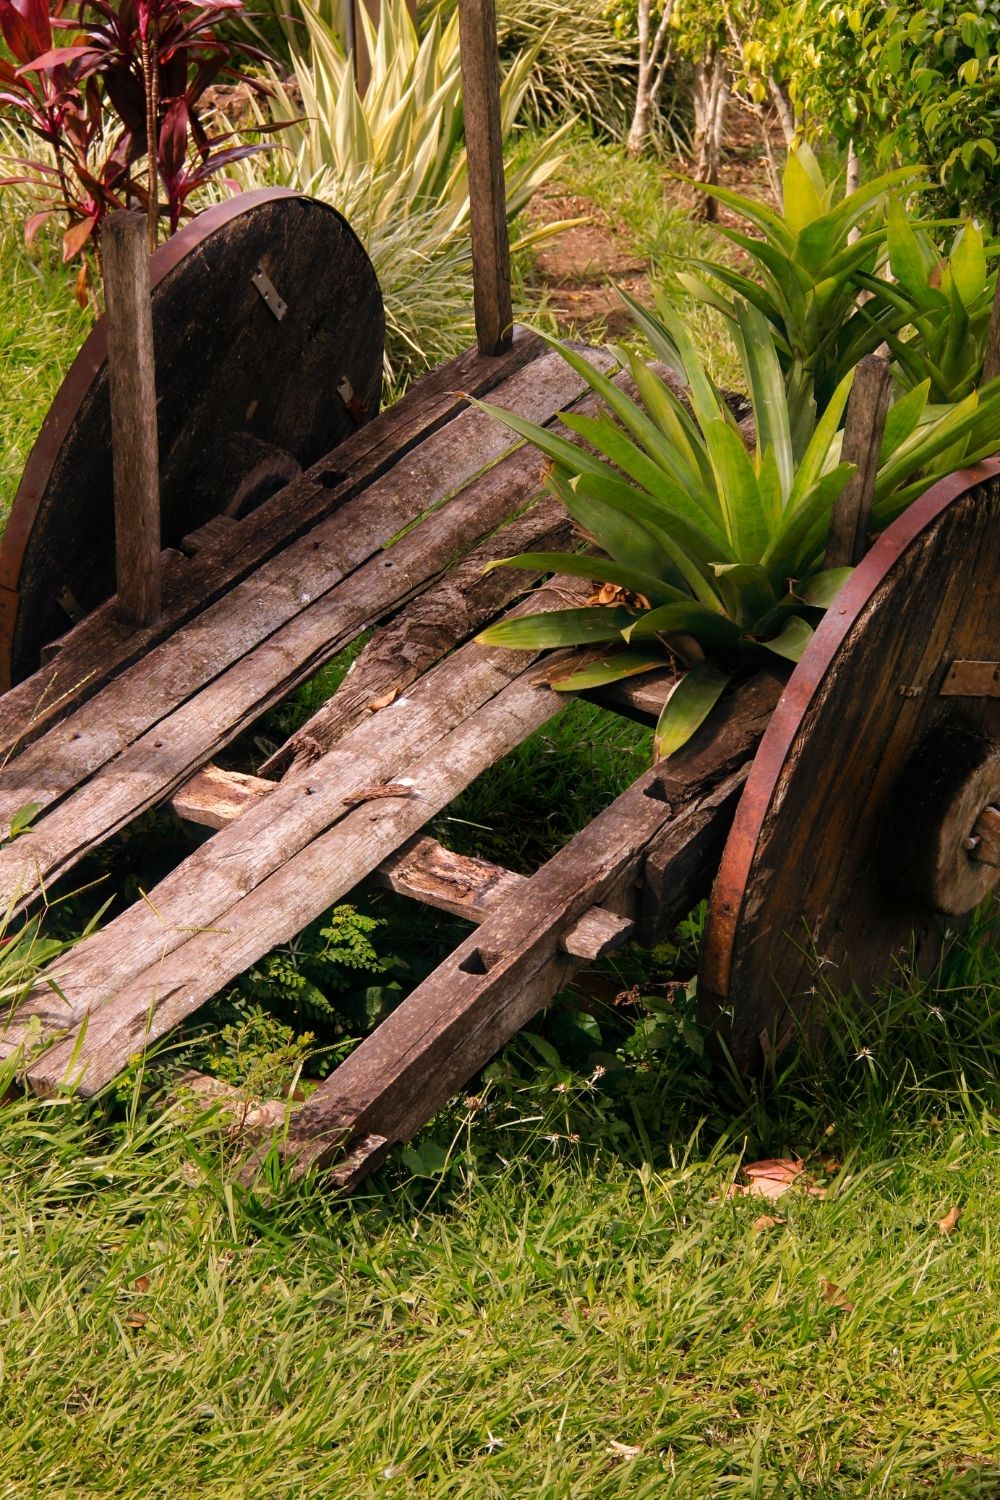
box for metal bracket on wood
[252,267,288,322]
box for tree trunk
[626,0,674,157]
[692,54,729,218]
[626,0,652,156]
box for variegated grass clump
[476,293,1000,758]
[227,0,571,384]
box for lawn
[1,130,1000,1498]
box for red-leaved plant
[0,0,272,263]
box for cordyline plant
[474,294,1000,759]
[0,0,271,262]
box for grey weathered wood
[0,352,613,909]
[459,0,512,355]
[825,354,893,568]
[179,515,237,557]
[0,330,545,761]
[171,763,273,829]
[169,1069,289,1134]
[983,278,1000,383]
[268,751,758,1184]
[636,671,785,945]
[21,637,578,1095]
[101,211,161,626]
[4,576,587,1073]
[375,833,631,956]
[376,834,526,917]
[263,496,573,777]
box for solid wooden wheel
[0,189,384,687]
[699,461,1000,1071]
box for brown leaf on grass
[752,1214,785,1233]
[125,1311,149,1328]
[821,1280,855,1312]
[608,1440,642,1459]
[727,1157,828,1202]
[134,1275,150,1294]
[937,1205,962,1236]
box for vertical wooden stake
[824,354,893,569]
[982,276,1000,383]
[101,210,162,627]
[458,0,513,356]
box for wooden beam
[0,352,615,911]
[270,757,757,1184]
[101,211,161,626]
[459,0,512,355]
[983,277,1000,383]
[262,497,573,777]
[825,354,892,569]
[0,331,545,761]
[6,579,588,1082]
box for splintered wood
[0,328,782,1193]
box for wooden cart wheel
[698,461,1000,1071]
[0,188,384,687]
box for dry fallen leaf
[608,1440,642,1459]
[367,688,398,711]
[752,1213,785,1233]
[821,1280,855,1312]
[727,1157,827,1202]
[134,1275,150,1294]
[125,1311,149,1328]
[937,1205,962,1236]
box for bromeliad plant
[675,142,921,439]
[856,204,1000,403]
[475,294,1000,759]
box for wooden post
[458,0,513,356]
[983,277,1000,383]
[101,210,162,626]
[825,354,893,569]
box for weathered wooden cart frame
[0,0,996,1191]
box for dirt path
[526,118,778,338]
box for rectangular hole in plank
[458,947,499,976]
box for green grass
[2,128,1000,1499]
[2,915,1000,1497]
[0,210,91,525]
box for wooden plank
[375,834,526,917]
[459,0,512,355]
[268,752,759,1184]
[583,666,679,726]
[101,211,161,627]
[262,496,573,776]
[21,641,578,1095]
[939,659,1000,698]
[825,354,892,569]
[0,354,612,907]
[171,763,273,829]
[375,834,631,956]
[0,329,545,759]
[3,576,586,1069]
[168,789,634,955]
[983,278,1000,383]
